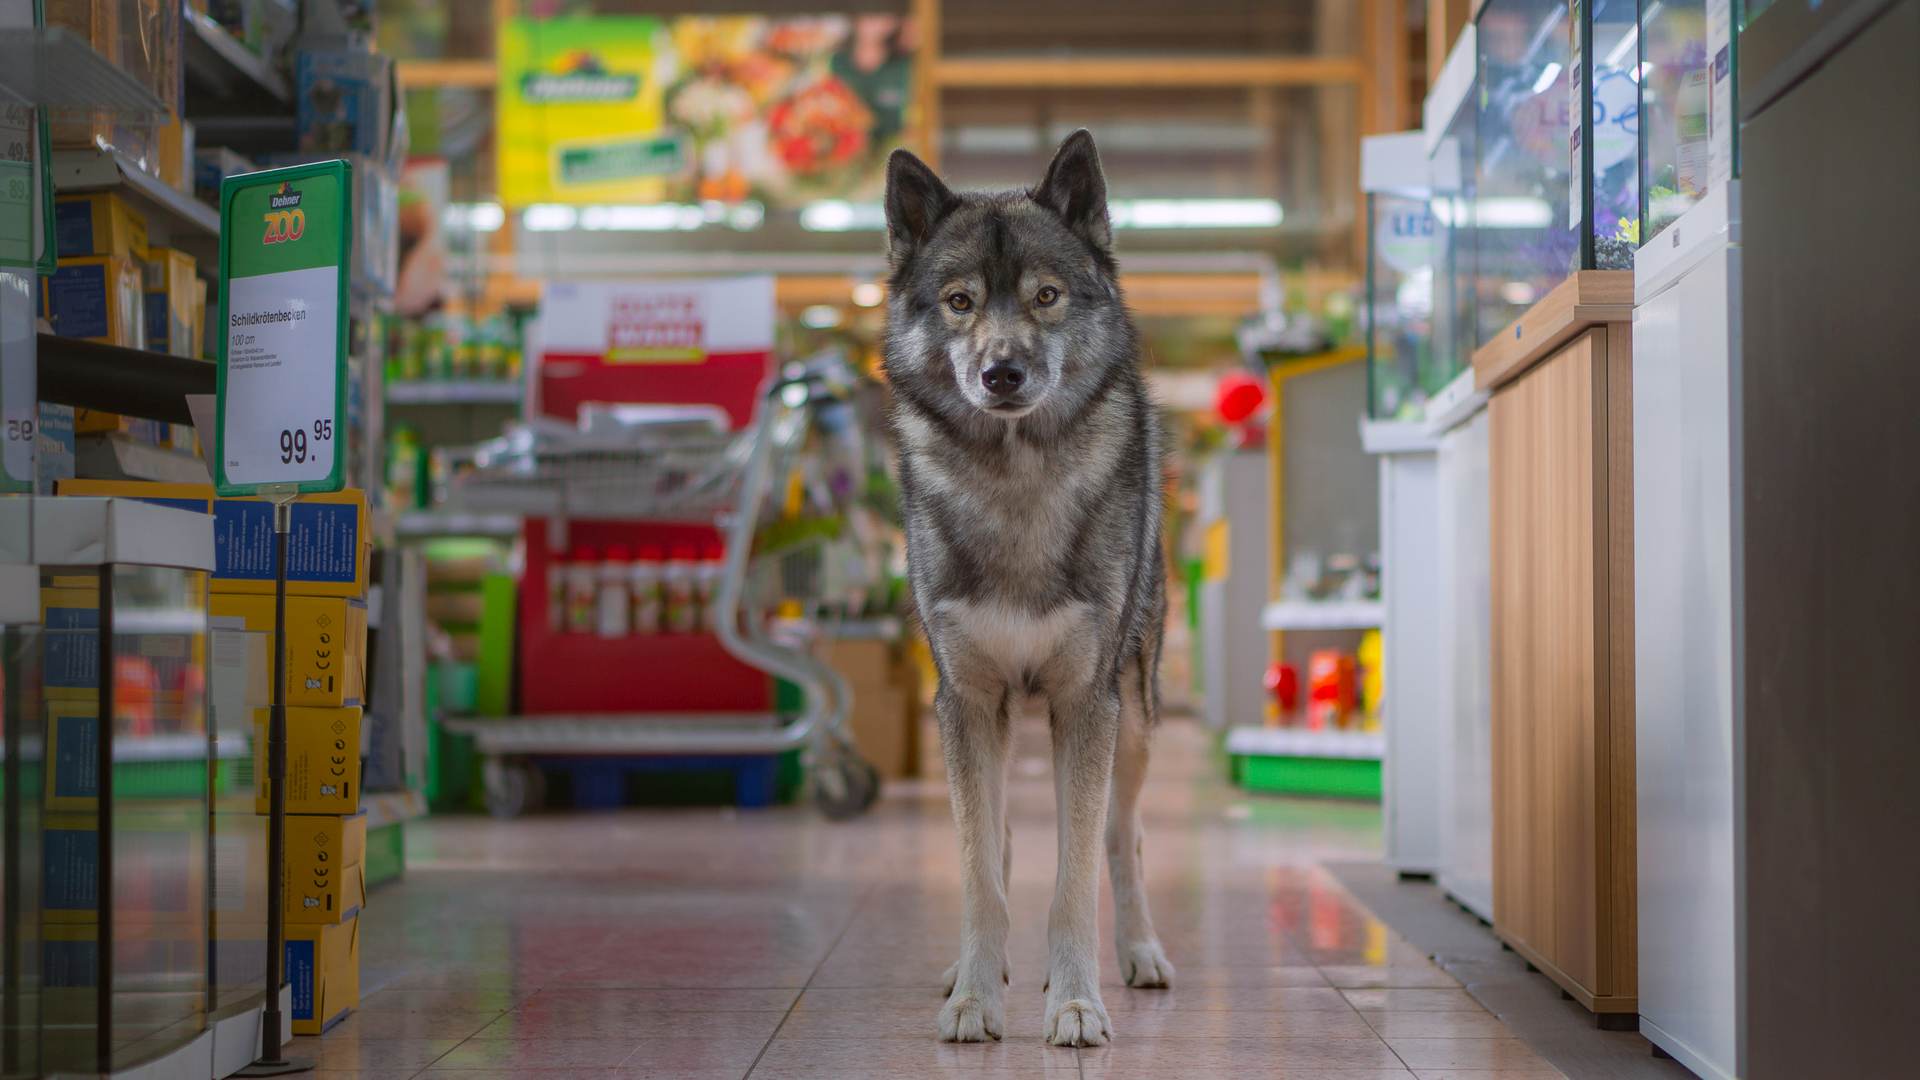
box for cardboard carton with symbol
[254,706,362,815]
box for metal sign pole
[239,487,311,1076]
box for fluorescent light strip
[1531,62,1564,95]
[445,202,505,233]
[799,198,1284,232]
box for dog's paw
[1043,995,1112,1047]
[938,992,1004,1042]
[1119,940,1175,989]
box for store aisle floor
[300,716,1564,1078]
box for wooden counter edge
[1472,271,1635,392]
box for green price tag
[214,160,353,496]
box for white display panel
[1379,448,1445,874]
[1434,410,1493,921]
[1632,197,1739,1080]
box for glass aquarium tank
[1475,0,1639,341]
[1363,135,1439,421]
[1431,60,1479,376]
[1639,0,1712,240]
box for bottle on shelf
[696,542,726,633]
[630,545,664,635]
[597,545,632,638]
[565,545,598,634]
[547,548,567,634]
[663,544,699,634]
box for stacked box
[53,193,149,261]
[210,593,366,708]
[142,247,198,358]
[55,483,373,597]
[286,918,358,1034]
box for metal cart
[440,363,882,819]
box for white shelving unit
[182,7,290,103]
[49,148,221,263]
[387,380,524,406]
[1225,725,1384,762]
[1259,599,1383,632]
[0,27,167,113]
[395,509,522,538]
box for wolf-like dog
[882,130,1171,1047]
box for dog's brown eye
[947,293,973,313]
[1035,286,1060,306]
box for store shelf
[387,380,523,406]
[828,616,904,641]
[182,8,290,105]
[1260,599,1384,632]
[0,27,167,113]
[38,335,213,425]
[113,732,249,761]
[76,434,209,484]
[443,713,791,755]
[1225,725,1384,761]
[49,149,221,262]
[395,509,522,538]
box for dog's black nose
[982,364,1026,396]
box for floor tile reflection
[308,717,1561,1078]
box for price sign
[214,160,351,496]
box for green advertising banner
[214,161,352,496]
[497,13,916,207]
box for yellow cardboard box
[142,247,198,357]
[41,812,99,925]
[285,813,366,925]
[286,917,359,1035]
[43,699,101,813]
[53,192,149,260]
[55,483,371,598]
[254,707,362,815]
[44,255,143,346]
[39,583,99,703]
[210,593,366,708]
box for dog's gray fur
[883,130,1171,1047]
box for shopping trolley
[439,361,882,820]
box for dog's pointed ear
[1034,129,1110,250]
[885,149,956,262]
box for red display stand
[517,519,770,714]
[517,277,777,715]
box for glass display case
[1363,134,1440,421]
[1430,73,1479,383]
[1639,0,1712,241]
[1475,0,1639,342]
[0,497,214,1075]
[1366,188,1438,420]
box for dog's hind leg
[936,682,1012,1042]
[1042,683,1119,1047]
[1108,658,1173,988]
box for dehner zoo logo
[263,182,306,245]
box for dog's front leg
[1043,683,1119,1047]
[936,682,1011,1042]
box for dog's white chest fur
[933,599,1089,684]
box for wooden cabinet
[1476,272,1638,1021]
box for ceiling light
[851,282,885,307]
[800,304,842,329]
[523,204,578,231]
[1532,62,1564,95]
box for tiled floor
[300,716,1565,1078]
